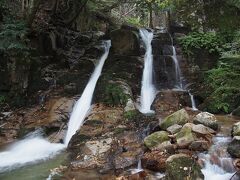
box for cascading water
[188,91,198,111]
[0,130,65,172]
[0,40,111,172]
[139,29,156,114]
[199,136,236,180]
[199,116,239,180]
[64,40,111,145]
[171,46,183,89]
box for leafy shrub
[0,95,6,104]
[221,31,240,58]
[178,32,227,55]
[103,83,130,106]
[204,56,240,113]
[125,17,142,27]
[0,21,30,54]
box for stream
[199,115,240,180]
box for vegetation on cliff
[0,0,240,111]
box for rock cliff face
[0,0,116,143]
[0,0,116,109]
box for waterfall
[139,29,156,114]
[189,92,198,111]
[130,159,143,174]
[0,40,111,172]
[64,40,111,145]
[171,46,183,89]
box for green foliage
[0,95,6,104]
[221,31,240,58]
[178,32,227,56]
[125,17,142,27]
[227,0,240,9]
[0,21,30,53]
[124,110,138,120]
[174,0,240,31]
[204,56,240,113]
[103,83,130,106]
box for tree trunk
[26,0,42,27]
[148,3,153,28]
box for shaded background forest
[0,0,240,114]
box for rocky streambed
[0,25,240,180]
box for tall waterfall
[139,29,156,114]
[171,46,183,89]
[0,40,111,172]
[64,40,111,145]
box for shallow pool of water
[0,152,67,180]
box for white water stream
[199,136,236,180]
[0,40,111,172]
[64,40,111,145]
[189,91,198,111]
[171,43,199,110]
[139,29,156,114]
[0,133,64,172]
[171,46,183,89]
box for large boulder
[192,124,215,135]
[159,109,190,130]
[144,131,170,150]
[232,122,240,136]
[165,154,204,180]
[176,123,196,148]
[110,27,140,56]
[189,140,210,151]
[227,136,240,158]
[142,150,169,172]
[193,112,219,131]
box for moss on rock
[176,123,196,148]
[144,131,170,149]
[166,154,204,180]
[159,109,190,130]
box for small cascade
[199,130,237,179]
[130,159,143,174]
[188,91,198,111]
[137,159,142,170]
[171,46,183,89]
[0,40,111,172]
[139,29,156,114]
[64,40,111,145]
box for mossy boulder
[193,112,219,131]
[144,131,170,149]
[110,28,140,56]
[159,109,190,130]
[176,123,196,148]
[227,136,240,158]
[165,154,204,180]
[232,122,240,136]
